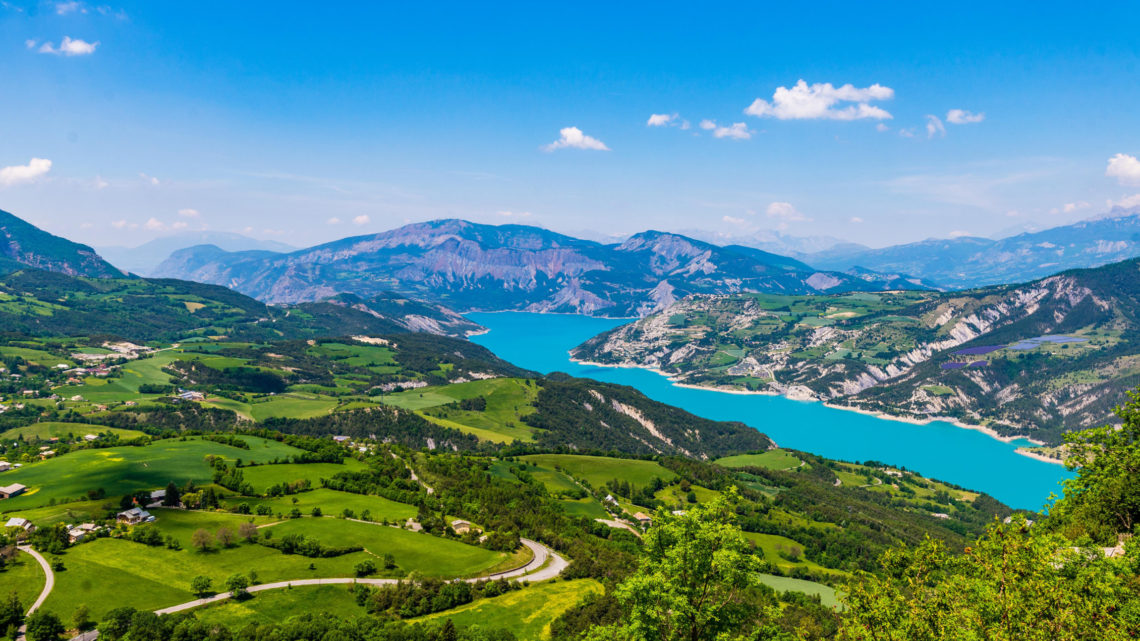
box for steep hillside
[153,219,930,316]
[807,209,1140,288]
[0,270,482,341]
[0,209,123,278]
[573,258,1140,443]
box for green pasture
[0,421,146,442]
[249,394,339,421]
[412,578,604,640]
[2,551,47,611]
[189,584,368,629]
[756,573,841,609]
[520,454,676,491]
[264,518,508,578]
[0,346,73,368]
[240,459,368,492]
[743,532,842,577]
[221,488,417,522]
[715,449,803,471]
[558,497,608,519]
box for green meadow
[265,518,509,578]
[2,552,47,611]
[412,579,604,640]
[189,584,368,629]
[756,574,841,609]
[241,459,368,492]
[0,421,147,442]
[521,454,676,491]
[715,449,803,471]
[221,488,417,522]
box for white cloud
[139,172,159,185]
[1063,201,1090,213]
[25,39,36,49]
[327,217,341,225]
[647,113,677,127]
[144,217,165,231]
[898,128,916,138]
[949,230,971,238]
[766,202,808,222]
[0,158,52,187]
[543,126,609,151]
[171,221,188,230]
[745,80,893,121]
[875,123,889,132]
[56,1,84,15]
[178,208,199,218]
[1106,153,1140,186]
[925,115,945,138]
[722,215,746,225]
[352,214,370,225]
[698,119,716,130]
[850,216,864,223]
[496,210,532,218]
[38,36,99,56]
[111,219,127,229]
[93,175,108,189]
[1108,194,1140,210]
[946,109,985,124]
[712,122,751,140]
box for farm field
[3,551,47,611]
[756,574,841,608]
[241,459,368,492]
[520,454,676,491]
[3,499,113,526]
[264,518,509,578]
[715,449,803,471]
[382,378,542,443]
[190,584,368,629]
[742,531,845,577]
[411,578,604,640]
[0,421,147,441]
[248,394,341,421]
[0,438,295,511]
[221,488,417,522]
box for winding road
[15,546,54,641]
[154,537,566,616]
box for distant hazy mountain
[807,209,1140,289]
[678,227,862,256]
[0,209,123,278]
[98,231,296,276]
[153,219,932,316]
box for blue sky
[2,1,1139,249]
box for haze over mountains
[152,219,932,316]
[97,231,297,276]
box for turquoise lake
[467,311,1073,510]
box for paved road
[154,537,564,616]
[15,546,54,640]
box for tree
[354,559,377,576]
[839,517,1140,641]
[216,526,236,547]
[311,507,323,517]
[162,481,180,507]
[226,573,250,599]
[24,611,65,641]
[238,521,259,541]
[72,604,92,632]
[191,575,212,598]
[1052,391,1140,542]
[191,528,213,552]
[97,607,136,640]
[0,592,23,636]
[587,489,775,641]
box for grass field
[2,551,47,611]
[55,351,180,404]
[655,484,720,507]
[264,518,508,578]
[241,459,368,492]
[412,579,603,640]
[3,499,115,526]
[190,584,368,629]
[151,508,274,547]
[221,488,417,522]
[520,454,676,492]
[0,438,295,511]
[410,379,541,443]
[743,532,843,577]
[0,345,73,368]
[248,394,340,421]
[715,450,803,471]
[0,421,146,441]
[559,497,608,519]
[756,574,841,609]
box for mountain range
[0,209,123,278]
[152,219,932,316]
[801,209,1140,289]
[97,231,297,276]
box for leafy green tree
[226,573,250,599]
[97,606,137,640]
[72,604,92,632]
[24,610,65,641]
[0,591,23,637]
[1052,391,1140,542]
[162,481,180,507]
[587,488,776,641]
[191,575,212,598]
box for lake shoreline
[572,356,1050,453]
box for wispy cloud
[766,202,808,222]
[352,214,370,225]
[745,80,893,121]
[0,158,52,187]
[55,1,84,15]
[925,115,945,138]
[496,210,532,218]
[36,36,99,56]
[327,217,341,225]
[1106,153,1140,186]
[647,113,677,127]
[698,119,751,140]
[139,172,159,185]
[946,109,985,124]
[543,126,609,151]
[178,208,200,218]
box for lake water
[467,311,1072,510]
